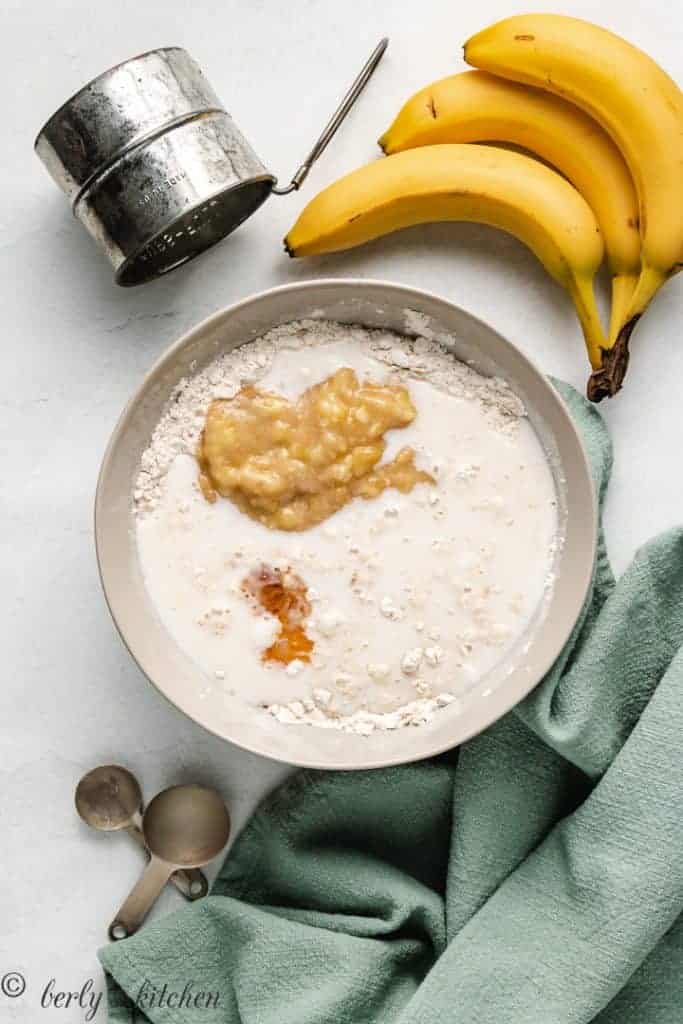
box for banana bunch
[285,15,683,401]
[379,71,640,350]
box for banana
[379,70,640,345]
[285,144,606,367]
[464,14,683,400]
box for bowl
[95,279,596,769]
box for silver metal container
[35,42,386,286]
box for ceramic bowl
[95,279,596,769]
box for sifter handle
[272,37,388,195]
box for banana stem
[569,274,607,372]
[608,272,639,345]
[587,263,667,402]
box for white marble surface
[1,0,681,1019]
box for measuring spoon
[75,765,208,900]
[109,783,230,940]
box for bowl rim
[95,277,597,769]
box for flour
[266,690,458,734]
[134,316,557,738]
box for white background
[2,0,681,1019]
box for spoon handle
[124,824,208,899]
[109,856,173,940]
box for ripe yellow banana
[464,14,683,400]
[379,70,640,346]
[285,144,606,367]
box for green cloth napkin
[100,382,683,1024]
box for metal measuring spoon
[109,784,230,941]
[75,766,208,900]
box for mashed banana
[197,368,434,530]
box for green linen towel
[100,382,683,1024]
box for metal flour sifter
[35,39,387,286]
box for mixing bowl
[95,279,596,769]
